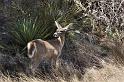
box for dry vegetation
[1,62,124,82]
[1,0,124,82]
[1,35,124,82]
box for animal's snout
[53,33,59,37]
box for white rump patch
[27,42,37,58]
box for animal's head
[53,21,73,37]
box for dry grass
[1,32,124,82]
[83,62,124,82]
[1,35,124,82]
[0,61,124,82]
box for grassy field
[0,61,124,82]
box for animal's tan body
[27,21,73,73]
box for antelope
[27,21,73,74]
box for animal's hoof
[25,68,34,76]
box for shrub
[0,0,81,53]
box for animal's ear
[64,23,73,29]
[55,21,62,29]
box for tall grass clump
[0,0,81,52]
[8,18,56,48]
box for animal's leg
[51,56,57,69]
[29,56,41,74]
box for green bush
[0,0,81,54]
[8,18,56,48]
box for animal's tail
[27,41,37,58]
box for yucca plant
[0,0,81,54]
[8,17,59,50]
[5,1,61,50]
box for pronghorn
[27,21,73,73]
